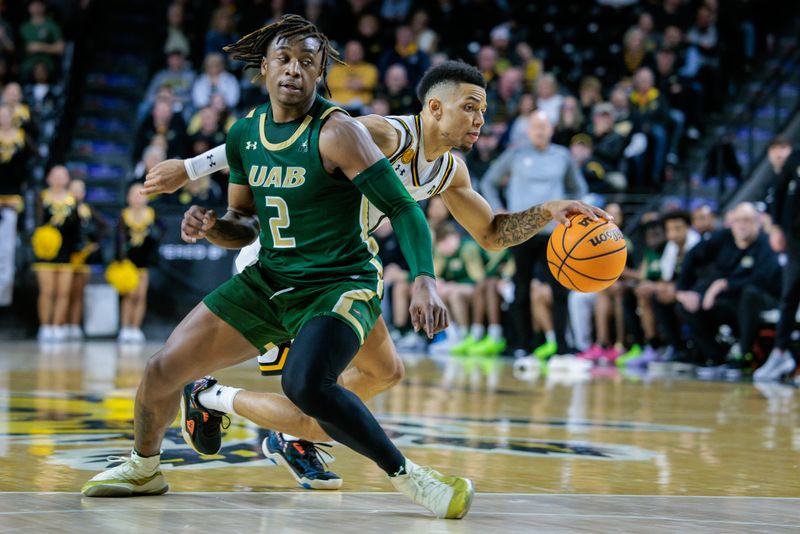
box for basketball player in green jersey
[144,60,609,489]
[82,15,478,519]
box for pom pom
[32,225,62,260]
[106,259,140,295]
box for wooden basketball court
[1,341,798,532]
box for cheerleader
[66,179,108,340]
[33,166,80,342]
[117,182,162,343]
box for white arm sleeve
[184,144,229,181]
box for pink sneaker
[600,346,624,364]
[577,345,605,361]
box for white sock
[197,384,242,414]
[281,433,299,441]
[488,324,503,341]
[469,323,485,339]
[545,330,556,343]
[454,325,468,341]
[132,449,160,473]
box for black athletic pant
[281,316,405,475]
[738,285,779,355]
[510,234,569,353]
[652,296,683,350]
[776,241,800,351]
[677,293,739,365]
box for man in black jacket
[756,139,800,382]
[676,202,781,371]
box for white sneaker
[754,349,797,382]
[37,325,53,343]
[67,324,83,340]
[117,327,131,344]
[51,325,67,343]
[390,458,474,519]
[396,331,425,353]
[130,328,146,344]
[81,449,168,497]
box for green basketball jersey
[226,95,381,287]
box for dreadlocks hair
[223,14,342,96]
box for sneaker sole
[82,478,169,497]
[179,390,220,456]
[445,477,474,519]
[261,438,343,490]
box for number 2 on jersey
[265,197,295,248]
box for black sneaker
[262,430,342,489]
[180,376,229,455]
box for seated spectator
[170,175,223,207]
[613,27,652,82]
[187,93,235,134]
[327,40,379,113]
[513,42,542,91]
[23,61,60,122]
[654,47,701,135]
[676,202,781,370]
[355,13,384,65]
[187,106,225,159]
[163,2,191,57]
[410,9,439,54]
[133,100,187,162]
[506,93,535,147]
[1,83,32,132]
[578,76,603,118]
[204,7,239,55]
[20,0,65,82]
[485,67,523,129]
[488,24,513,74]
[132,144,167,183]
[465,132,499,187]
[142,49,196,117]
[630,67,671,186]
[378,25,430,87]
[192,52,240,111]
[533,73,563,126]
[376,63,416,116]
[0,12,14,65]
[692,203,717,238]
[475,45,500,90]
[553,96,585,147]
[584,102,629,192]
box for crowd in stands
[2,0,796,383]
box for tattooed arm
[181,183,259,249]
[440,162,610,251]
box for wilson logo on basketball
[588,229,624,247]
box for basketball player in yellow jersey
[144,61,609,489]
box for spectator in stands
[630,67,671,186]
[475,46,499,90]
[651,0,690,30]
[513,42,542,91]
[578,76,603,118]
[0,12,14,65]
[653,46,701,136]
[431,222,484,354]
[676,202,780,370]
[377,63,416,116]
[378,25,430,87]
[142,49,196,118]
[2,82,32,132]
[187,106,225,160]
[533,73,563,126]
[132,144,167,183]
[133,100,187,163]
[757,138,800,382]
[117,183,163,344]
[488,24,513,73]
[354,13,384,65]
[586,102,628,191]
[614,27,651,82]
[409,9,438,55]
[187,93,234,134]
[192,52,240,110]
[686,3,722,109]
[481,111,588,357]
[205,7,239,55]
[484,66,523,129]
[327,40,379,114]
[171,175,223,208]
[0,104,32,307]
[692,203,717,238]
[20,0,65,82]
[23,61,59,123]
[635,11,658,52]
[163,2,191,58]
[553,96,585,147]
[465,132,499,187]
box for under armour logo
[246,141,257,150]
[298,140,308,153]
[427,187,436,195]
[398,168,406,176]
[577,217,591,228]
[206,154,216,167]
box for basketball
[546,215,627,292]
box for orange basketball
[546,214,627,292]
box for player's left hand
[142,159,191,195]
[409,275,449,338]
[543,200,612,227]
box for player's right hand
[409,275,449,338]
[142,159,190,195]
[181,206,217,243]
